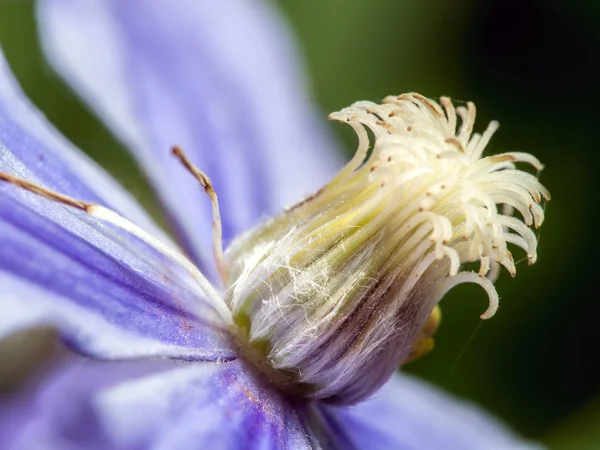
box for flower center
[225,93,550,405]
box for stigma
[226,93,550,405]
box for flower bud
[226,93,550,405]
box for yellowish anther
[405,337,435,364]
[404,305,442,364]
[422,304,442,337]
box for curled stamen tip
[480,306,498,320]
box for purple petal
[317,374,540,450]
[0,48,234,361]
[3,355,312,450]
[0,356,172,450]
[37,0,343,278]
[0,354,175,450]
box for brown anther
[399,93,443,117]
[376,120,399,134]
[387,156,392,162]
[440,97,453,113]
[445,137,465,153]
[0,172,90,211]
[413,94,443,117]
[172,145,228,286]
[172,146,210,189]
[491,154,518,163]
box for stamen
[0,171,232,324]
[440,96,457,133]
[433,271,499,319]
[171,146,228,286]
[445,137,466,153]
[0,172,88,210]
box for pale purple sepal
[37,0,343,278]
[317,374,542,450]
[0,48,234,361]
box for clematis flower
[0,1,549,448]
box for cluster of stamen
[326,93,550,318]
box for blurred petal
[317,374,541,450]
[3,356,312,450]
[37,0,342,277]
[0,48,234,361]
[0,355,175,450]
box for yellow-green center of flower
[225,93,550,405]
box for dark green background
[0,0,598,447]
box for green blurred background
[0,0,598,447]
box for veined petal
[316,374,541,450]
[0,48,234,361]
[3,356,311,450]
[37,0,342,278]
